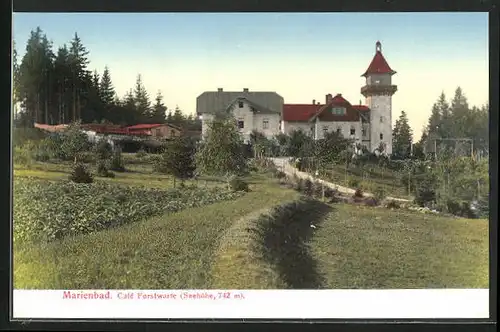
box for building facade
[197,41,397,154]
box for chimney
[243,88,249,92]
[217,88,223,92]
[326,94,332,103]
[312,99,316,105]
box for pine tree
[150,91,167,123]
[436,91,451,140]
[392,110,413,159]
[69,32,90,121]
[100,66,115,107]
[133,74,150,122]
[53,45,72,124]
[17,27,55,126]
[171,105,185,126]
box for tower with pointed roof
[361,41,397,155]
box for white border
[13,289,489,319]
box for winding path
[270,157,410,203]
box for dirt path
[270,157,410,203]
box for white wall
[282,122,313,136]
[316,120,362,142]
[201,101,281,143]
[253,113,281,139]
[366,95,393,154]
[201,113,215,139]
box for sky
[12,12,488,139]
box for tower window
[238,101,244,108]
[380,133,383,140]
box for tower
[361,41,397,155]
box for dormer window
[331,107,346,115]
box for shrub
[363,197,379,207]
[348,177,360,188]
[110,150,126,172]
[303,179,313,196]
[136,148,147,158]
[229,177,250,192]
[93,140,113,161]
[274,170,286,179]
[353,188,364,198]
[385,200,401,209]
[13,146,33,166]
[312,181,324,198]
[69,163,93,184]
[414,183,436,207]
[154,137,196,180]
[373,186,386,202]
[96,160,115,178]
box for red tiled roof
[311,94,360,122]
[126,124,164,130]
[282,104,321,122]
[362,44,396,77]
[352,105,370,112]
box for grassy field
[13,168,298,289]
[309,204,489,289]
[321,164,409,198]
[13,152,488,290]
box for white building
[197,41,397,154]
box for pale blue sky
[12,13,489,139]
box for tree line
[391,87,488,160]
[12,27,201,131]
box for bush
[363,197,379,207]
[136,148,147,158]
[94,140,113,161]
[312,181,324,198]
[229,177,250,192]
[373,186,386,201]
[96,160,115,178]
[13,146,33,166]
[348,177,360,188]
[274,170,286,179]
[69,163,93,184]
[353,188,364,198]
[385,200,401,209]
[110,150,126,172]
[303,179,313,196]
[414,184,436,207]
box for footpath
[270,157,410,203]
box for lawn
[310,204,489,289]
[13,170,298,289]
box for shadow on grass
[251,198,332,289]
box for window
[323,126,328,135]
[262,119,269,129]
[238,101,244,108]
[380,116,384,123]
[362,128,367,136]
[380,133,383,140]
[375,80,380,84]
[350,128,356,135]
[238,120,244,129]
[331,107,346,115]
